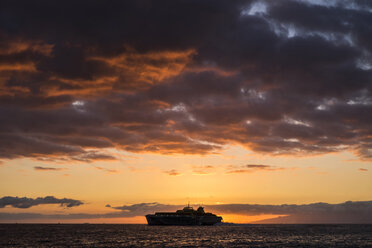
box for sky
[0,0,372,224]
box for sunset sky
[1,0,372,224]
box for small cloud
[105,204,111,208]
[246,164,271,169]
[34,166,66,171]
[66,151,117,163]
[164,169,181,176]
[226,169,254,174]
[226,164,287,174]
[35,151,118,164]
[359,168,368,172]
[95,167,119,174]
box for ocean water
[1,224,372,247]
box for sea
[1,224,372,247]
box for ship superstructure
[145,205,222,226]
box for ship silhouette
[146,204,222,226]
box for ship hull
[146,214,222,226]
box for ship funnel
[197,206,205,213]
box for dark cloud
[0,0,372,162]
[0,196,83,208]
[1,201,372,224]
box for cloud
[34,166,65,171]
[1,201,372,223]
[226,164,287,174]
[245,164,272,168]
[358,168,368,172]
[163,169,181,176]
[0,196,83,209]
[94,166,119,174]
[1,0,372,162]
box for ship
[145,204,222,226]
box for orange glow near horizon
[221,214,288,224]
